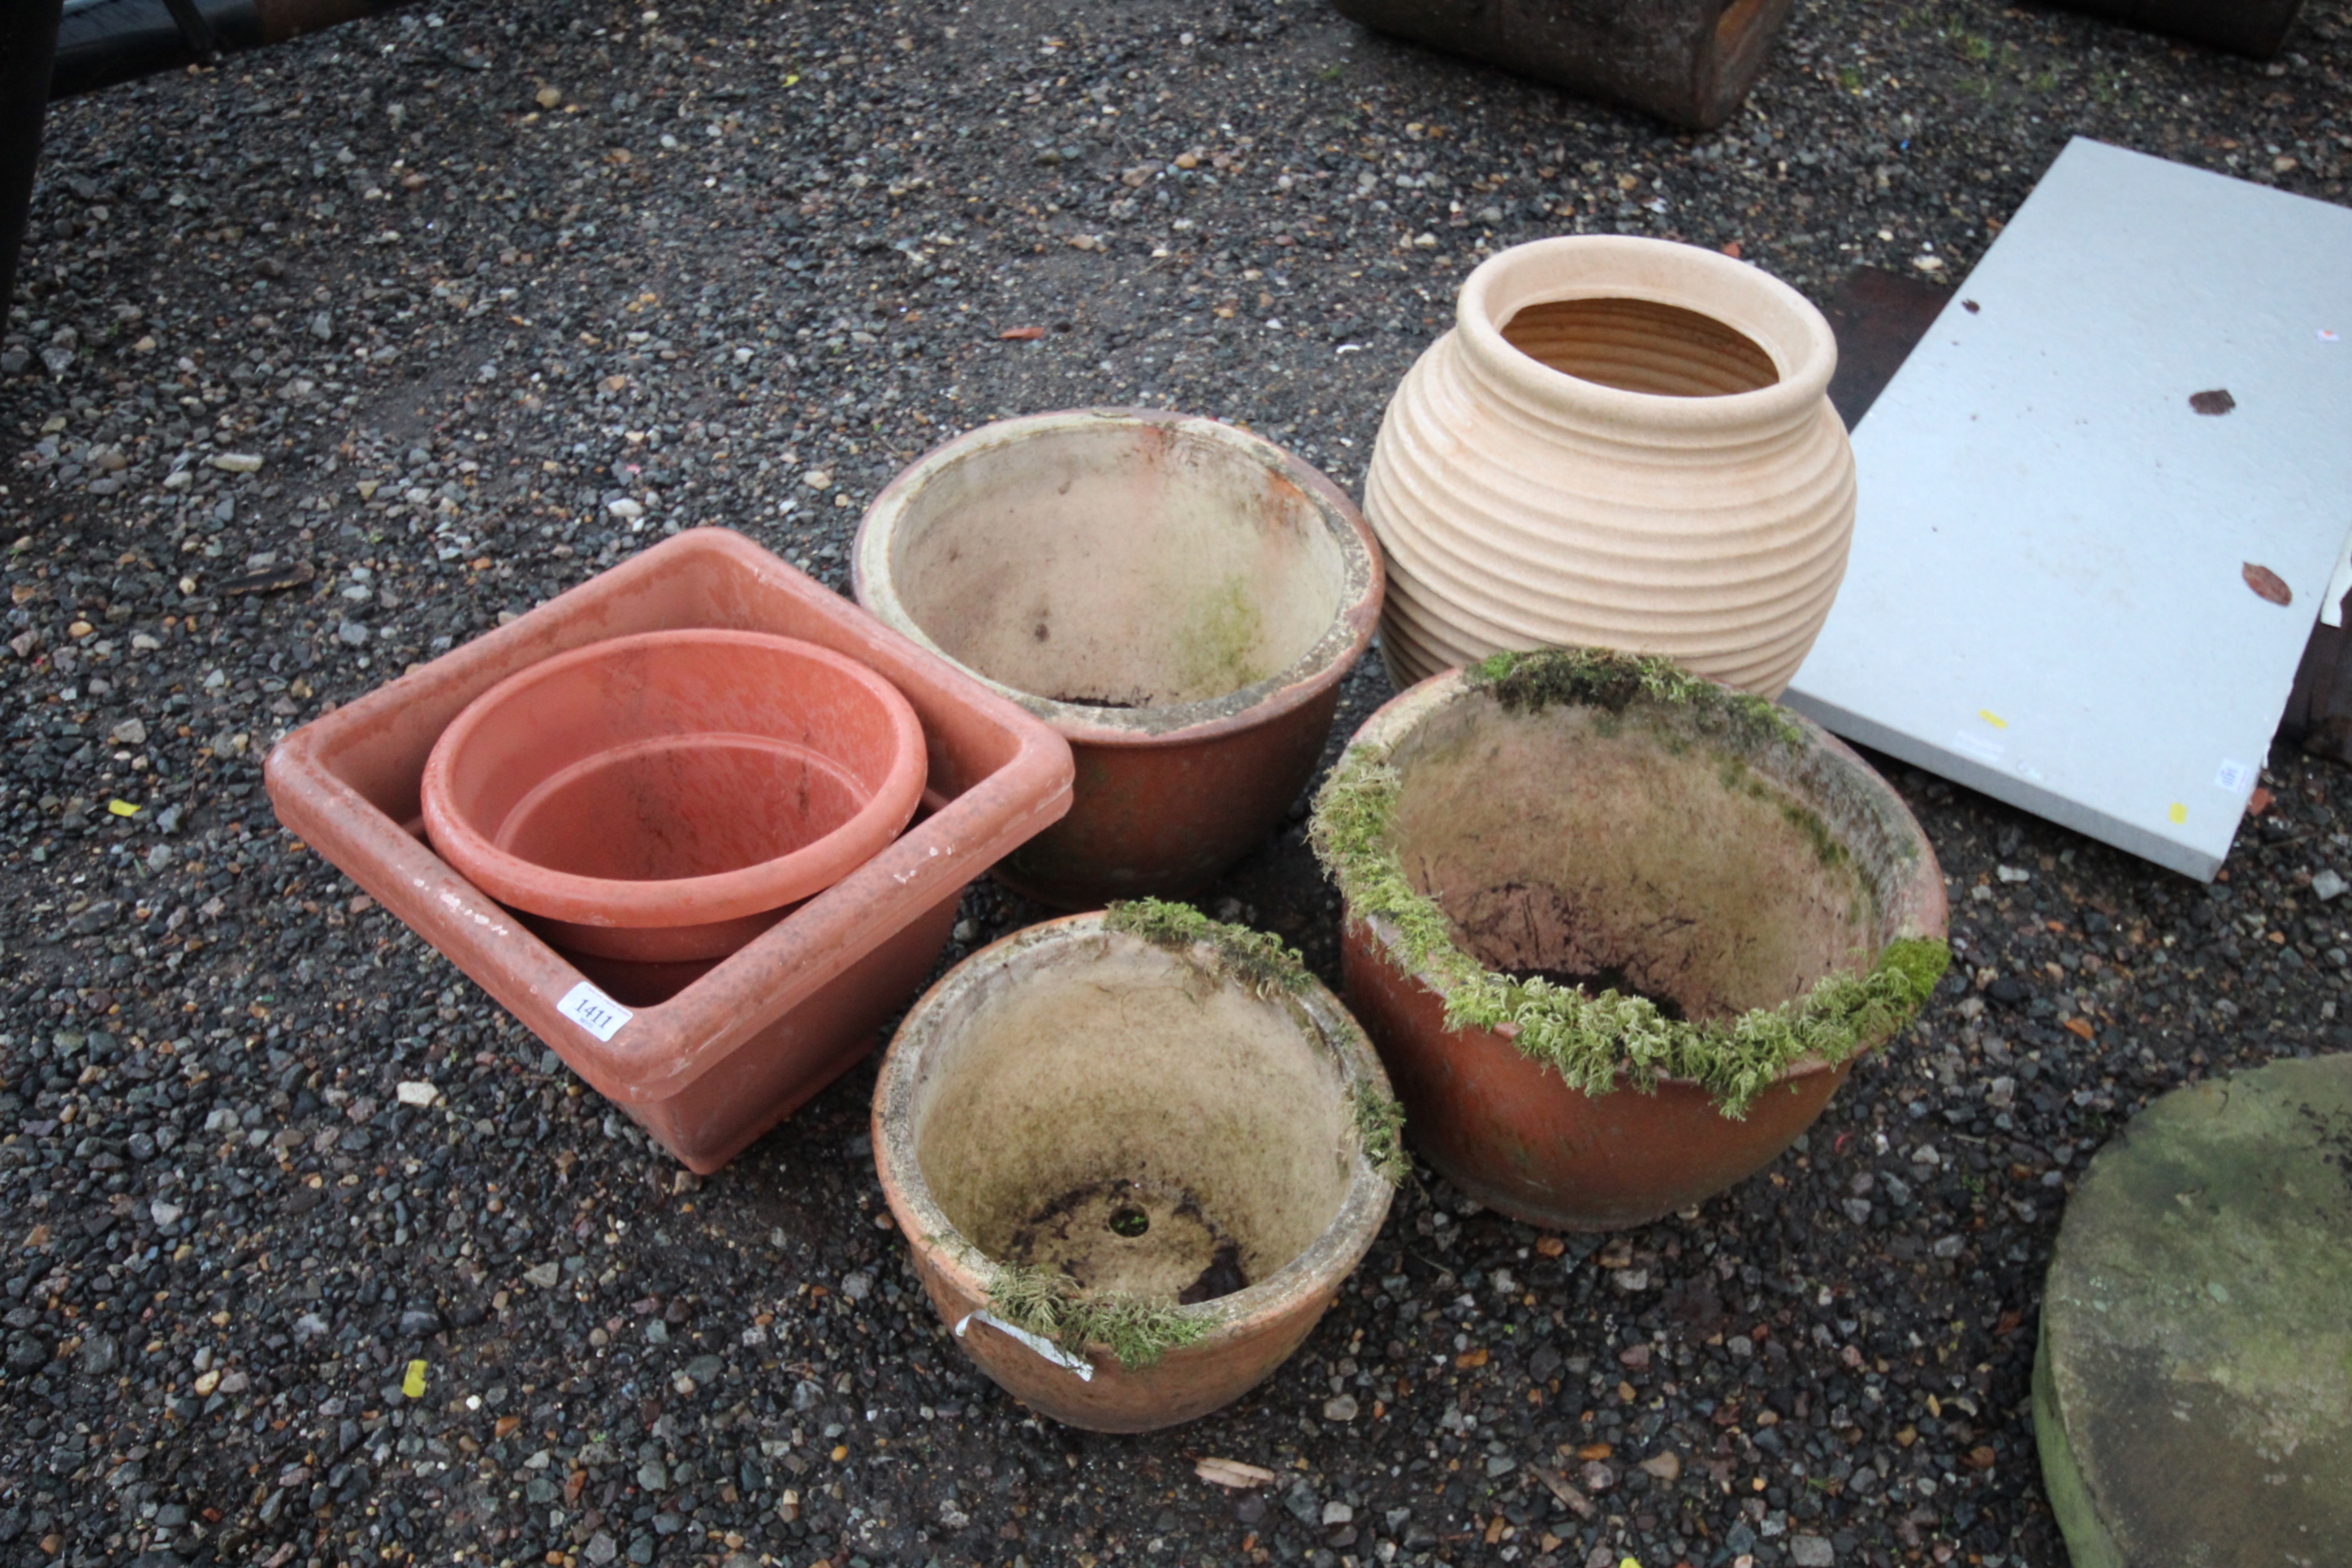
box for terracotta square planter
[264,529,1074,1174]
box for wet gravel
[5,1,2352,1565]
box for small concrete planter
[1332,0,1796,130]
[1365,236,1855,699]
[856,408,1382,908]
[872,904,1401,1431]
[2050,0,2304,59]
[1312,649,1947,1231]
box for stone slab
[2034,1054,2352,1566]
[1784,137,2352,880]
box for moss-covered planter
[1311,649,1947,1230]
[872,903,1400,1431]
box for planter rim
[1328,660,1948,1098]
[872,911,1397,1360]
[853,407,1383,747]
[420,627,927,928]
[1353,911,1856,1090]
[1453,235,1838,433]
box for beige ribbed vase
[1364,236,1855,698]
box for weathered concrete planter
[872,906,1400,1431]
[1332,0,1795,131]
[856,408,1382,908]
[1365,236,1854,699]
[2034,1056,2352,1565]
[1312,650,1946,1230]
[2050,0,2304,60]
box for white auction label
[2213,758,2254,793]
[556,982,632,1042]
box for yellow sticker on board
[2168,803,2188,825]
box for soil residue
[1004,1176,1254,1304]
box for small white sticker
[955,1310,1096,1381]
[557,981,632,1042]
[2214,759,2254,793]
[1950,730,2005,765]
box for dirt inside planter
[911,936,1354,1304]
[1004,1177,1251,1304]
[1384,699,1888,1021]
[1500,296,1780,397]
[882,421,1354,709]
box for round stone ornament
[2035,1055,2352,1566]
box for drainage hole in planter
[1005,1178,1254,1305]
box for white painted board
[1784,137,2352,882]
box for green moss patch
[1107,899,1404,1189]
[986,1262,1210,1369]
[1351,1083,1409,1186]
[1308,677,1948,1119]
[1473,647,1803,751]
[1172,572,1269,700]
[1105,897,1309,999]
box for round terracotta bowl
[872,912,1398,1432]
[1318,655,1946,1231]
[854,408,1382,909]
[422,629,926,966]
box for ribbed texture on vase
[1363,238,1856,699]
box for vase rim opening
[1456,236,1838,426]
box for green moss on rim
[986,1263,1210,1369]
[1106,897,1309,1000]
[1307,666,1949,1118]
[1107,898,1406,1189]
[1472,647,1804,751]
[1352,1083,1410,1186]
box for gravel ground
[5,1,2352,1566]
